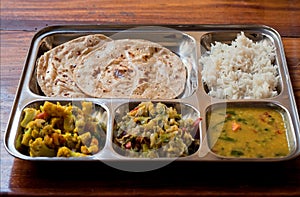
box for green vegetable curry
[207,106,290,158]
[17,101,107,157]
[114,102,201,158]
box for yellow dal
[207,107,290,158]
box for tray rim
[4,24,300,162]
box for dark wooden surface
[1,0,300,196]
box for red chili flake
[125,141,132,149]
[35,112,48,120]
[231,121,241,132]
[225,114,231,119]
[276,130,284,134]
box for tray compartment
[199,31,282,100]
[29,26,199,99]
[14,100,108,159]
[112,101,202,158]
[205,101,296,160]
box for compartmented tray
[4,25,300,162]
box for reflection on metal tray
[4,25,300,164]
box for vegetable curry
[114,102,201,158]
[207,106,290,158]
[17,101,107,157]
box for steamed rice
[200,32,279,99]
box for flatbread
[36,34,112,97]
[73,39,186,99]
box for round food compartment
[112,101,202,159]
[199,31,282,100]
[14,100,108,159]
[205,102,296,160]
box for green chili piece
[231,150,244,157]
[219,136,236,142]
[226,111,236,116]
[237,118,247,124]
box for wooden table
[1,0,300,196]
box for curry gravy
[207,106,290,158]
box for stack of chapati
[37,34,112,97]
[36,34,187,99]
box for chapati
[73,39,186,99]
[36,34,112,97]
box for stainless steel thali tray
[4,25,300,163]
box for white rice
[200,32,279,99]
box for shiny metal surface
[4,25,300,162]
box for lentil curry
[207,106,290,158]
